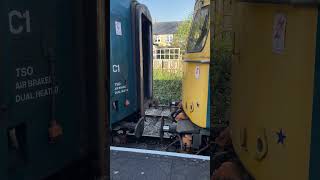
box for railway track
[111,106,183,152]
[111,106,215,156]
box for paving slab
[110,147,210,180]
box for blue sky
[138,0,195,22]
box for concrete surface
[110,147,210,180]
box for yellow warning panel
[231,3,318,180]
[182,62,210,128]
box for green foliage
[153,69,182,105]
[211,12,233,126]
[211,45,232,125]
[172,15,193,52]
[153,69,182,80]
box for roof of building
[153,21,183,35]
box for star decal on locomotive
[276,128,286,145]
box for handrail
[183,59,210,64]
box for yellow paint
[182,62,210,128]
[182,0,210,128]
[204,0,210,6]
[231,3,318,179]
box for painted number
[16,67,33,77]
[9,10,31,34]
[113,65,120,72]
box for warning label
[272,13,287,54]
[195,65,200,80]
[114,81,128,95]
[15,86,59,103]
[15,66,59,103]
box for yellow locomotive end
[231,2,318,179]
[182,0,210,128]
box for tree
[172,14,193,52]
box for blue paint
[206,76,211,129]
[309,8,320,180]
[276,129,286,145]
[110,0,139,125]
[1,1,84,179]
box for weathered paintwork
[110,0,153,127]
[110,0,139,125]
[0,0,85,179]
[231,2,320,179]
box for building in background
[153,21,184,72]
[153,21,182,47]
